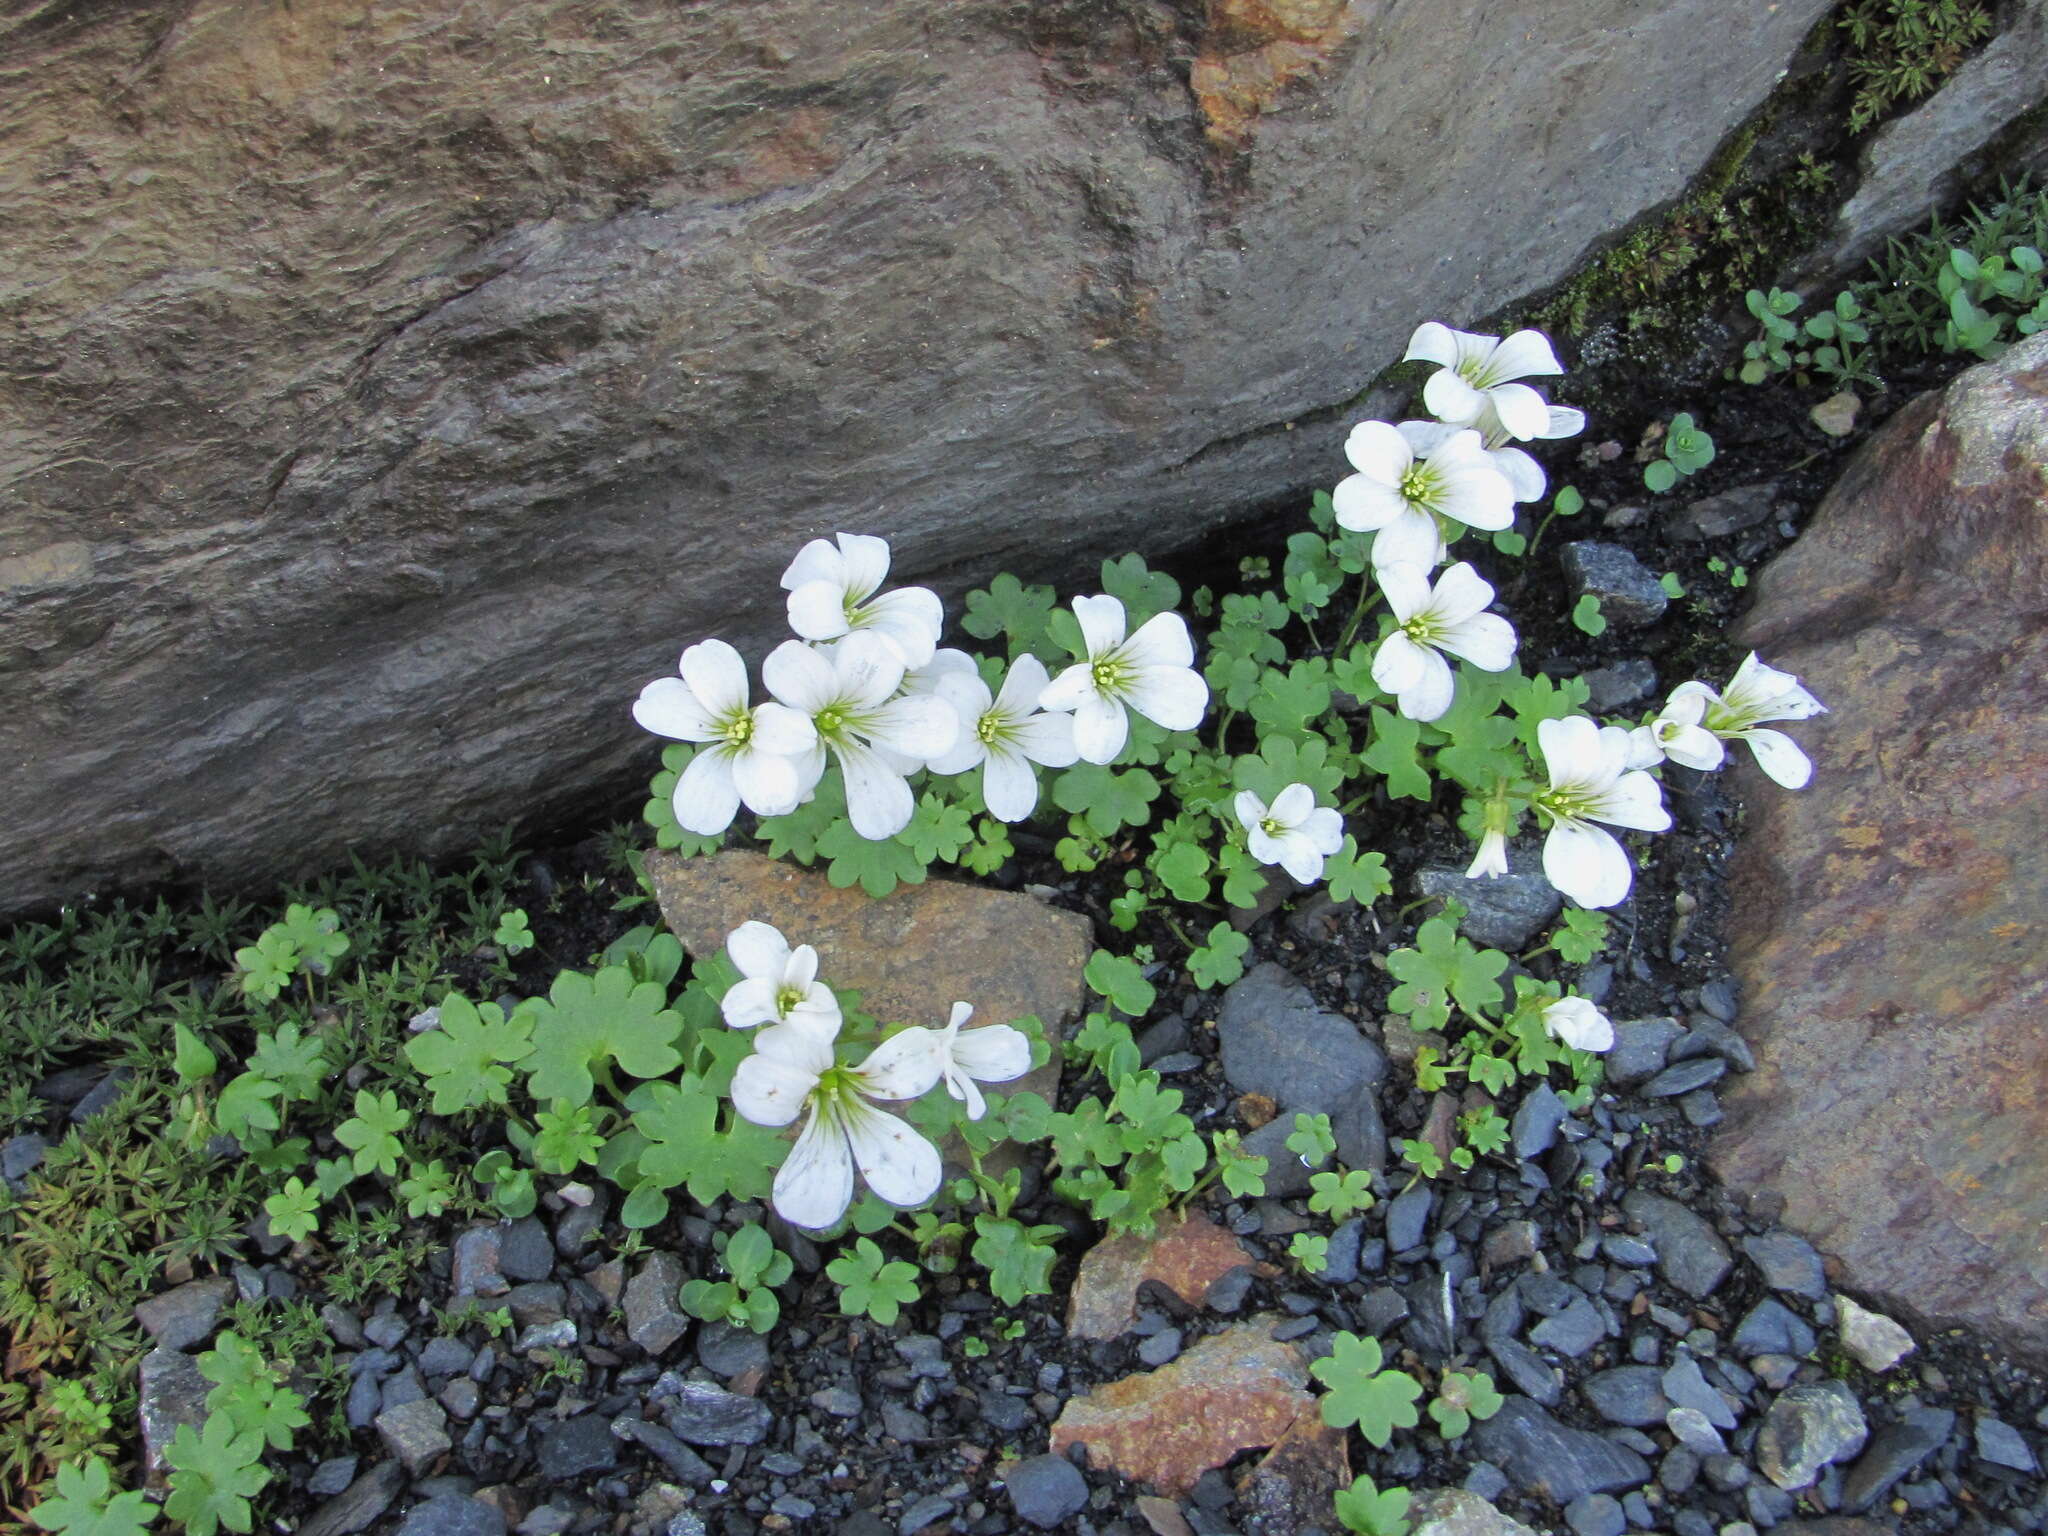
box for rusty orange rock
[1066,1211,1257,1341]
[1050,1318,1318,1496]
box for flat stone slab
[1713,335,2048,1365]
[648,849,1088,1116]
[1066,1211,1256,1341]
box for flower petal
[841,1098,942,1209]
[1072,694,1130,764]
[731,746,804,818]
[1488,329,1564,382]
[867,694,960,765]
[1234,790,1268,833]
[980,744,1041,823]
[786,579,854,642]
[1123,610,1195,670]
[1343,419,1411,481]
[771,1102,856,1229]
[1658,722,1725,772]
[1402,321,1463,369]
[1538,715,1604,790]
[634,676,719,742]
[857,1028,945,1100]
[1038,664,1094,714]
[726,920,792,981]
[835,739,918,840]
[950,1024,1032,1084]
[763,639,838,716]
[1277,832,1328,885]
[748,702,818,758]
[1367,508,1447,570]
[674,747,741,835]
[1435,612,1517,673]
[1542,820,1634,910]
[1426,562,1495,624]
[780,537,843,592]
[861,587,943,668]
[1423,369,1488,427]
[1332,474,1411,533]
[831,631,908,710]
[1595,769,1672,832]
[677,639,750,720]
[1490,445,1547,503]
[1375,562,1434,625]
[1124,665,1208,732]
[1397,649,1456,722]
[1072,594,1128,658]
[1742,728,1813,789]
[1301,806,1345,856]
[719,977,782,1030]
[834,532,893,600]
[1371,631,1429,696]
[1543,405,1587,440]
[1011,709,1078,768]
[1431,462,1515,532]
[732,1052,819,1129]
[1485,382,1552,441]
[1270,782,1315,826]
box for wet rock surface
[1714,334,2048,1363]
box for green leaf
[1100,553,1180,626]
[406,993,534,1116]
[972,1214,1062,1305]
[1211,1128,1268,1199]
[1247,659,1333,741]
[1551,907,1609,965]
[1285,1112,1336,1169]
[817,819,930,898]
[1233,732,1344,804]
[1659,571,1685,598]
[215,1073,282,1142]
[396,1159,458,1218]
[901,794,975,865]
[959,818,1015,876]
[827,1237,922,1326]
[163,1417,269,1536]
[1308,1168,1375,1221]
[1186,923,1249,990]
[1083,951,1156,1017]
[493,909,534,954]
[199,1332,309,1451]
[248,1022,327,1102]
[334,1089,410,1178]
[1333,1474,1412,1536]
[1311,1332,1423,1447]
[1325,838,1392,906]
[1570,593,1608,637]
[1362,709,1431,800]
[1552,485,1584,518]
[1644,459,1679,494]
[961,572,1059,658]
[1385,915,1507,1031]
[533,1101,605,1174]
[1290,1232,1330,1273]
[262,1178,320,1243]
[29,1459,160,1536]
[1053,763,1161,837]
[521,965,685,1104]
[628,1076,785,1205]
[756,772,847,864]
[1151,839,1213,903]
[172,1024,217,1086]
[233,930,298,1002]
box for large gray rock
[0,0,1828,912]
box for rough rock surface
[1049,1317,1317,1496]
[1408,1489,1541,1536]
[1713,335,2048,1364]
[1066,1211,1255,1341]
[648,849,1088,1111]
[0,0,1831,914]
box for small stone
[811,1385,863,1417]
[1415,856,1563,952]
[1810,391,1860,438]
[1580,659,1657,713]
[1664,482,1777,541]
[1835,1294,1914,1372]
[1407,1488,1542,1536]
[1139,1328,1184,1366]
[623,1253,690,1357]
[1974,1416,2038,1473]
[1530,1297,1606,1359]
[1471,1396,1651,1503]
[1005,1454,1090,1529]
[662,1381,773,1446]
[498,1216,554,1282]
[1639,1057,1727,1098]
[1842,1406,1954,1511]
[898,1494,956,1536]
[1216,964,1387,1170]
[1601,1236,1656,1268]
[1664,1406,1727,1455]
[1731,1298,1816,1359]
[1487,1339,1562,1407]
[894,1333,949,1379]
[1135,1495,1194,1536]
[138,1346,210,1478]
[1606,1018,1684,1087]
[1672,1017,1755,1071]
[1756,1381,1869,1491]
[1661,1354,1738,1430]
[1580,1367,1670,1428]
[1622,1191,1731,1299]
[1680,1090,1723,1127]
[298,1462,406,1536]
[537,1414,617,1481]
[308,1458,359,1498]
[438,1379,480,1420]
[1510,1086,1568,1160]
[1386,1184,1433,1253]
[417,1336,474,1378]
[503,1282,565,1328]
[980,1389,1034,1434]
[1066,1211,1255,1340]
[1483,1220,1541,1269]
[2,1133,49,1192]
[134,1276,234,1351]
[451,1227,509,1298]
[393,1497,507,1536]
[697,1319,770,1379]
[1564,1493,1625,1536]
[514,1319,576,1353]
[612,1417,715,1484]
[376,1398,451,1477]
[1560,542,1669,628]
[69,1067,131,1123]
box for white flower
[1532,715,1673,909]
[1466,825,1510,880]
[1332,421,1515,568]
[1370,562,1518,722]
[1630,689,1725,773]
[1542,995,1614,1053]
[885,1001,1033,1121]
[1405,323,1566,440]
[633,639,820,834]
[718,920,842,1035]
[763,633,958,840]
[1039,595,1209,764]
[1233,782,1346,885]
[1401,412,1585,505]
[924,655,1079,822]
[781,532,944,669]
[731,1020,943,1229]
[1667,653,1828,788]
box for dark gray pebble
[1005,1454,1089,1529]
[1472,1396,1651,1502]
[1639,1056,1727,1098]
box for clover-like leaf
[1311,1331,1423,1446]
[901,794,975,865]
[163,1417,269,1536]
[1053,763,1161,837]
[817,819,929,898]
[406,993,534,1116]
[1083,950,1155,1018]
[334,1089,409,1178]
[827,1237,922,1327]
[972,1214,1062,1305]
[628,1076,784,1205]
[29,1459,159,1536]
[961,572,1060,658]
[1187,923,1249,990]
[1333,1474,1412,1536]
[521,965,684,1104]
[1325,838,1392,906]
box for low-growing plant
[680,1222,792,1334]
[1643,412,1715,493]
[1312,1331,1424,1447]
